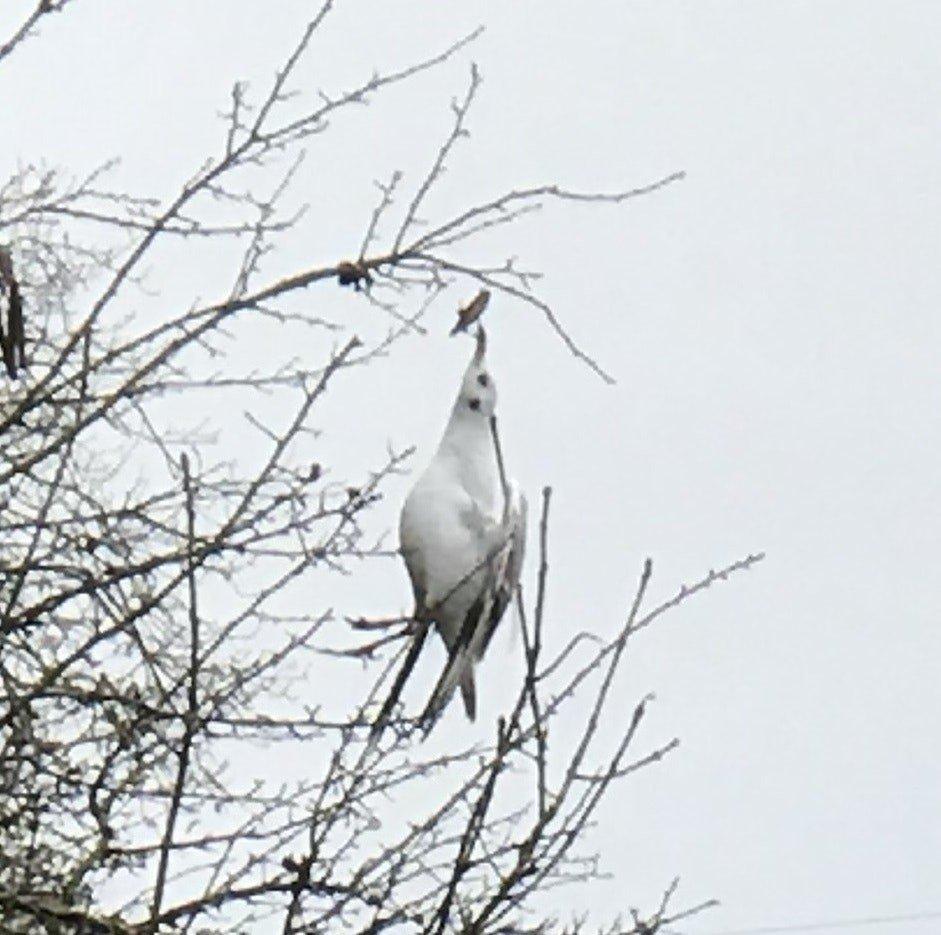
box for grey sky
[3,2,939,932]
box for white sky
[3,2,939,933]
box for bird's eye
[477,373,489,387]
[468,398,481,411]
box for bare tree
[0,6,761,933]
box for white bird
[383,327,527,730]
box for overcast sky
[3,2,939,933]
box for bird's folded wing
[419,484,527,730]
[400,470,494,610]
[477,483,527,659]
[377,480,495,734]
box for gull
[373,327,526,733]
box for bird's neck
[437,411,499,507]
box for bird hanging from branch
[372,324,527,735]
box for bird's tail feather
[420,646,473,734]
[369,619,430,741]
[460,670,476,721]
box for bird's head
[453,326,497,419]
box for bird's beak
[473,324,487,364]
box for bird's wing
[476,483,527,659]
[419,482,527,730]
[400,465,494,613]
